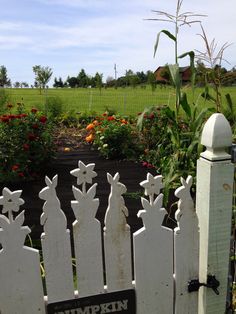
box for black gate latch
[188,275,220,295]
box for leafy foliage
[0,105,55,182]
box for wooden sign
[47,289,136,314]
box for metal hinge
[188,275,220,295]
[230,144,236,163]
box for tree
[53,77,64,88]
[95,72,103,94]
[14,81,21,88]
[0,66,11,87]
[67,76,78,88]
[32,65,53,93]
[147,70,157,93]
[77,69,88,88]
[106,76,116,88]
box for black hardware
[188,275,220,295]
[230,144,236,163]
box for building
[154,66,191,84]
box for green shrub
[44,96,63,119]
[0,89,10,114]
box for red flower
[149,113,155,119]
[28,133,37,141]
[18,172,25,177]
[20,114,28,118]
[23,143,30,151]
[107,116,115,121]
[142,161,148,167]
[12,164,19,171]
[8,114,16,120]
[32,123,39,129]
[102,113,107,116]
[1,117,9,123]
[39,116,47,123]
[31,108,38,113]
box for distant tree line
[0,63,236,89]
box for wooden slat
[174,176,199,314]
[104,173,132,292]
[134,173,173,314]
[72,183,104,297]
[0,188,45,314]
[70,161,104,297]
[39,175,74,303]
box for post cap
[201,113,232,161]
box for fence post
[196,113,234,313]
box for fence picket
[0,188,45,314]
[174,176,199,314]
[104,173,132,292]
[134,174,174,314]
[40,175,74,303]
[71,161,104,297]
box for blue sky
[0,0,235,85]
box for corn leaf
[154,30,176,57]
[168,64,180,90]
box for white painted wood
[71,183,104,297]
[0,187,45,314]
[196,113,234,314]
[39,175,74,303]
[174,176,199,314]
[104,173,132,292]
[134,173,173,314]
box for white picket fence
[0,113,234,314]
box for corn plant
[147,0,206,114]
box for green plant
[196,24,232,112]
[0,106,55,182]
[44,96,63,120]
[148,0,205,113]
[86,114,143,160]
[0,89,10,114]
[137,101,212,203]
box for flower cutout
[70,160,97,186]
[140,173,163,197]
[0,188,24,218]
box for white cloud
[1,0,235,85]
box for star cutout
[70,160,97,185]
[140,173,163,197]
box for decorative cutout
[104,172,129,232]
[0,188,28,250]
[39,175,67,232]
[174,175,194,228]
[71,161,99,222]
[70,161,97,193]
[0,187,24,221]
[138,173,165,227]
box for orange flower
[85,133,94,143]
[92,120,99,126]
[121,119,128,125]
[86,123,95,131]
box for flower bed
[0,104,55,182]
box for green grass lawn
[5,85,236,116]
